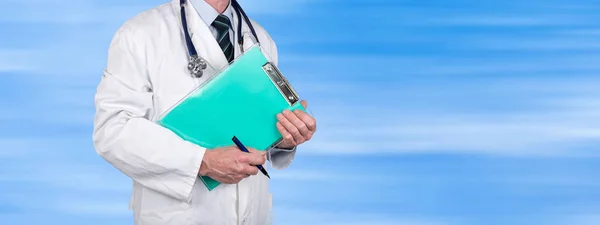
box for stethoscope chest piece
[187,55,207,78]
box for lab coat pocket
[138,202,193,225]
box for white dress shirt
[190,0,235,44]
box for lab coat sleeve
[92,26,204,202]
[268,146,297,170]
[262,30,297,170]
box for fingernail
[277,113,284,119]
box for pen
[231,136,270,179]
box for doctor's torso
[104,1,279,224]
[139,1,277,121]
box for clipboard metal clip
[262,62,300,106]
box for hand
[198,146,266,184]
[276,100,317,149]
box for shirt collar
[189,0,234,28]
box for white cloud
[238,0,324,15]
[0,138,81,158]
[295,77,600,157]
[2,191,131,217]
[456,37,600,51]
[0,50,36,72]
[35,166,131,192]
[551,214,600,225]
[0,160,129,193]
[420,14,593,27]
[0,1,156,24]
[507,175,600,188]
[564,29,600,36]
[0,139,32,158]
[0,0,319,24]
[281,53,600,77]
[274,208,455,225]
[302,111,600,156]
[1,1,94,24]
[0,137,130,193]
[54,201,131,216]
[270,170,339,181]
[325,222,448,225]
[269,169,383,182]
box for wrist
[276,144,296,150]
[198,150,211,176]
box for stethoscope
[180,0,260,78]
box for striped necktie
[211,14,234,63]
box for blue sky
[2,0,600,224]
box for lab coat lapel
[177,0,230,72]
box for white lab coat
[92,1,295,224]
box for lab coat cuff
[267,146,297,170]
[181,145,205,203]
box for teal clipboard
[157,45,305,191]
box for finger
[300,100,308,109]
[222,177,238,184]
[247,148,267,163]
[235,149,264,164]
[283,110,310,140]
[277,122,295,146]
[294,110,317,132]
[242,165,259,175]
[248,148,267,158]
[231,175,246,183]
[277,113,304,143]
[281,110,308,141]
[241,151,266,166]
[222,179,234,184]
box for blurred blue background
[2,0,600,224]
